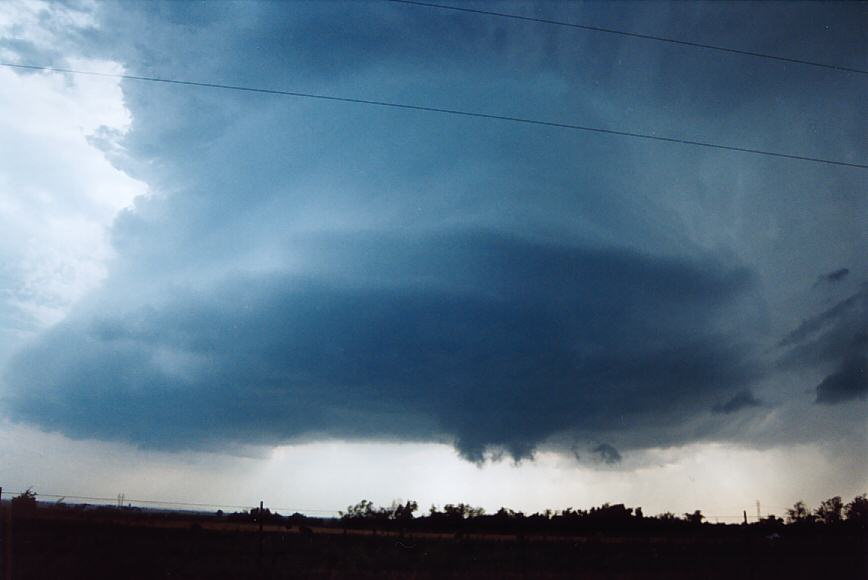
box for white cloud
[0,0,96,51]
[0,3,146,360]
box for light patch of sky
[2,420,863,520]
[0,1,147,362]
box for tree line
[7,488,867,536]
[332,494,868,536]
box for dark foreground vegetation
[2,491,866,579]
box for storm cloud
[816,355,867,405]
[3,230,759,460]
[778,287,868,405]
[1,1,865,464]
[712,390,762,415]
[816,268,850,286]
[593,443,623,465]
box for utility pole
[258,500,264,577]
[0,487,3,580]
[756,500,761,522]
[3,488,11,580]
[743,510,748,525]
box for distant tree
[442,503,484,520]
[684,510,704,525]
[815,496,844,525]
[391,500,418,521]
[11,488,37,513]
[13,488,37,501]
[341,499,375,520]
[340,499,418,525]
[442,503,461,519]
[250,505,276,523]
[842,494,867,528]
[786,500,813,524]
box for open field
[3,504,867,579]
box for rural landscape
[2,490,867,578]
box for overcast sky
[0,0,865,518]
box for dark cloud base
[712,390,763,415]
[3,230,759,460]
[778,286,868,406]
[593,443,622,464]
[816,355,867,405]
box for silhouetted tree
[391,500,418,521]
[442,503,485,520]
[341,499,375,520]
[844,494,868,527]
[684,510,704,525]
[11,488,37,513]
[815,496,844,524]
[250,505,279,523]
[495,507,516,519]
[786,500,813,524]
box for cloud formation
[0,1,145,364]
[778,287,868,405]
[1,1,865,464]
[816,267,850,286]
[3,230,760,460]
[712,390,763,415]
[816,355,867,405]
[593,443,622,465]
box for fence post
[258,500,264,577]
[0,487,3,580]
[3,490,11,580]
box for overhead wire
[1,62,865,170]
[2,491,339,514]
[386,0,868,76]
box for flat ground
[4,507,867,579]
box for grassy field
[4,506,867,579]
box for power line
[386,0,868,77]
[2,62,865,170]
[4,491,339,514]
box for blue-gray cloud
[816,355,867,405]
[593,443,622,464]
[712,390,763,415]
[3,230,758,460]
[816,267,850,286]
[778,286,868,405]
[1,0,866,461]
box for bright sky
[0,0,865,518]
